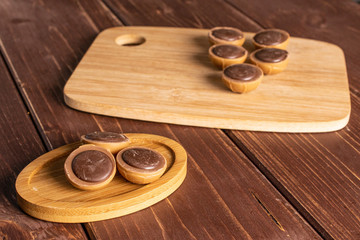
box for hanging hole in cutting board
[115,34,146,46]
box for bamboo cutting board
[16,133,187,223]
[64,27,350,132]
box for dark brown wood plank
[0,55,87,239]
[0,0,321,239]
[227,94,360,239]
[0,0,121,149]
[103,0,261,30]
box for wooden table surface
[1,0,359,239]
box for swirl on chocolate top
[72,150,114,182]
[254,30,288,46]
[212,28,243,41]
[122,148,164,170]
[255,48,288,63]
[224,64,262,81]
[85,131,128,142]
[212,45,246,59]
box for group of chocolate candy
[208,26,290,93]
[64,131,167,190]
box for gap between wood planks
[224,0,264,29]
[251,192,285,232]
[0,42,89,240]
[224,129,333,240]
[0,43,51,152]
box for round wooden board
[15,133,187,223]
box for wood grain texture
[64,26,350,133]
[227,94,360,239]
[0,0,322,239]
[0,0,122,149]
[16,134,187,223]
[103,0,262,30]
[101,0,360,239]
[0,56,87,239]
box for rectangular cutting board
[64,26,351,132]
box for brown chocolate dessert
[64,144,116,190]
[122,147,164,170]
[84,131,128,142]
[212,28,242,41]
[224,64,263,81]
[254,31,287,46]
[81,131,130,154]
[252,29,290,50]
[222,64,263,93]
[116,146,167,184]
[208,44,248,69]
[72,150,113,182]
[254,48,288,63]
[212,44,246,59]
[250,48,289,75]
[208,27,245,46]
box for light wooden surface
[64,26,350,133]
[15,133,187,223]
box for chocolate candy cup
[64,144,116,190]
[209,44,248,69]
[252,29,290,50]
[116,146,167,184]
[208,26,245,46]
[222,63,263,93]
[249,48,289,75]
[81,131,130,154]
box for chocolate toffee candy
[64,144,116,190]
[72,150,113,182]
[213,29,240,41]
[208,26,245,46]
[250,48,289,75]
[222,63,263,93]
[212,44,246,59]
[81,131,130,154]
[224,64,262,81]
[209,44,248,69]
[85,131,127,142]
[122,148,163,170]
[252,29,290,50]
[254,48,288,63]
[116,146,167,184]
[254,31,287,46]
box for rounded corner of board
[336,109,351,131]
[316,39,345,55]
[314,112,351,133]
[63,92,75,109]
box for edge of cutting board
[64,26,351,133]
[15,133,187,223]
